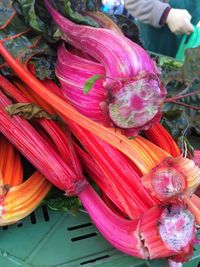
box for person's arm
[124,0,170,28]
[124,0,194,35]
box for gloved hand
[197,21,200,28]
[166,8,194,35]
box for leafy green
[0,1,58,79]
[12,0,61,43]
[177,136,194,157]
[183,47,200,83]
[162,109,190,140]
[12,0,99,44]
[43,187,82,214]
[83,74,103,94]
[0,4,14,27]
[110,15,141,45]
[53,0,99,26]
[31,55,57,80]
[5,103,58,120]
[155,47,200,140]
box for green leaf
[5,103,58,120]
[83,74,103,94]
[0,1,57,79]
[177,136,194,157]
[52,0,99,27]
[43,187,82,214]
[44,196,81,214]
[12,0,60,43]
[154,50,200,138]
[183,47,200,83]
[161,111,190,141]
[0,4,15,27]
[12,0,99,44]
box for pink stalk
[56,44,110,125]
[194,150,200,167]
[44,0,166,135]
[0,75,85,181]
[166,90,200,103]
[79,184,196,260]
[56,45,165,135]
[79,184,146,258]
[44,0,155,81]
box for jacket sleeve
[124,0,170,28]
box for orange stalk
[0,136,51,226]
[0,136,23,186]
[1,171,51,225]
[13,79,56,115]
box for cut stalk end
[159,205,195,252]
[109,72,166,134]
[142,156,200,201]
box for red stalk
[70,121,159,217]
[166,90,200,102]
[75,143,153,218]
[0,89,87,194]
[145,123,180,157]
[166,101,200,111]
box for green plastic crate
[0,206,200,267]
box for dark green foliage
[12,0,99,42]
[155,47,200,152]
[0,0,57,79]
[110,15,141,45]
[43,187,82,214]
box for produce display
[0,1,200,267]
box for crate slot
[71,232,98,242]
[68,222,93,231]
[42,205,50,221]
[30,211,36,224]
[80,255,110,265]
[17,222,23,227]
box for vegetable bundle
[0,1,200,267]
